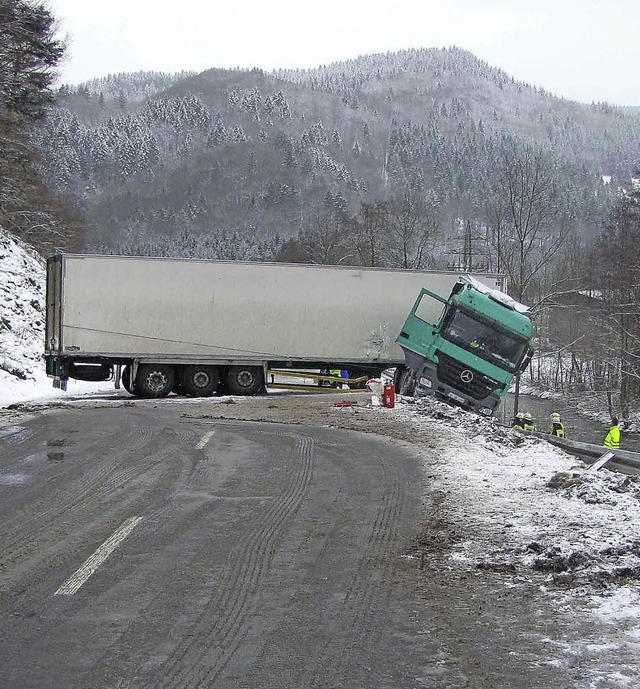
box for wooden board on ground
[589,451,616,472]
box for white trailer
[45,254,503,397]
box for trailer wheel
[136,364,174,398]
[226,366,264,396]
[182,366,219,397]
[121,365,135,394]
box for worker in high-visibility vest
[604,417,621,449]
[549,412,566,438]
[522,413,536,431]
[329,369,342,388]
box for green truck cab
[395,276,534,416]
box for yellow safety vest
[604,425,620,449]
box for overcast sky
[47,0,639,106]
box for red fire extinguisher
[382,382,395,408]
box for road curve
[0,403,447,688]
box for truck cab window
[443,309,527,372]
[414,292,445,325]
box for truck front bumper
[407,356,502,416]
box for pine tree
[0,0,67,249]
[207,113,227,146]
[0,0,65,121]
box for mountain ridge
[36,47,639,259]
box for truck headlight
[419,377,433,388]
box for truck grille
[436,352,501,401]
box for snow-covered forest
[35,48,638,262]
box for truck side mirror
[520,347,534,373]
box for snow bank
[402,399,640,592]
[0,227,118,408]
[393,396,640,680]
[0,226,46,383]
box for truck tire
[136,364,175,398]
[182,365,219,397]
[226,366,264,396]
[121,365,135,394]
[394,365,416,396]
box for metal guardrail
[531,430,640,472]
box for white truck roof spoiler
[462,275,531,315]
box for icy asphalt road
[0,394,634,688]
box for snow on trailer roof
[462,275,531,315]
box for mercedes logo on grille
[460,369,474,383]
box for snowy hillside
[0,227,102,406]
[0,226,48,396]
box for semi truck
[45,254,507,399]
[395,275,534,415]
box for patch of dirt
[180,391,423,443]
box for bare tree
[487,142,566,302]
[352,201,389,267]
[385,193,440,269]
[298,214,355,266]
[486,141,567,414]
[591,190,640,416]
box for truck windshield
[442,308,528,372]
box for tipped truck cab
[396,276,534,415]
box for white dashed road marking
[55,516,143,596]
